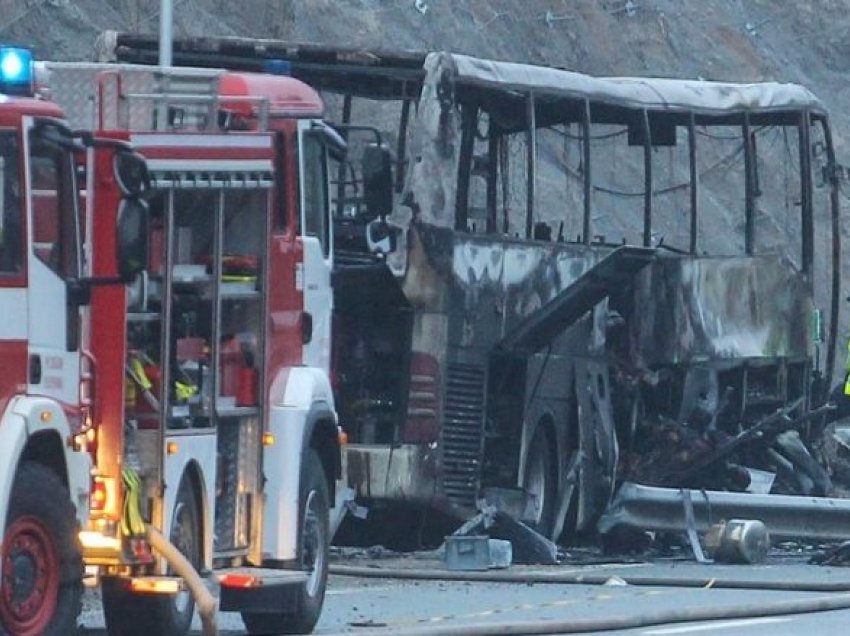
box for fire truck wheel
[242,449,330,635]
[523,426,557,538]
[0,461,83,636]
[102,475,200,636]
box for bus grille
[441,363,486,510]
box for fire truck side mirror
[366,219,397,256]
[116,198,149,282]
[114,150,150,198]
[362,145,393,221]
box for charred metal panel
[447,233,613,351]
[496,246,655,355]
[631,256,813,366]
[343,444,437,504]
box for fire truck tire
[242,449,329,635]
[523,426,557,538]
[101,475,200,636]
[0,461,83,636]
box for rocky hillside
[7,0,850,367]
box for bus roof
[447,52,826,119]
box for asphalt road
[77,556,850,635]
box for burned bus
[110,37,844,544]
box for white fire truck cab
[0,47,148,636]
[37,59,379,635]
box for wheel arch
[304,409,340,503]
[21,429,69,489]
[179,459,207,567]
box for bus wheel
[523,426,557,538]
[243,449,329,635]
[102,475,200,636]
[0,461,82,636]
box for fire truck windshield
[28,125,80,280]
[0,131,21,273]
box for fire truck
[13,55,373,635]
[0,46,149,636]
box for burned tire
[102,474,200,636]
[523,426,557,538]
[0,461,82,636]
[242,449,329,635]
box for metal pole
[688,113,698,254]
[526,91,536,240]
[642,109,652,248]
[582,99,592,245]
[819,114,840,397]
[159,0,173,68]
[743,112,755,256]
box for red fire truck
[13,56,375,635]
[0,46,150,636]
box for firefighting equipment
[120,467,146,537]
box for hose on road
[147,526,219,636]
[328,563,850,635]
[330,563,850,592]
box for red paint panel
[219,73,324,121]
[87,141,129,513]
[0,341,28,417]
[138,144,275,162]
[264,125,304,404]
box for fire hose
[121,469,218,636]
[328,564,850,635]
[147,526,218,636]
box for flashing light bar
[0,46,34,96]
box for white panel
[162,433,217,573]
[145,158,274,174]
[27,255,79,405]
[0,289,28,339]
[0,405,28,552]
[131,134,272,149]
[262,404,307,561]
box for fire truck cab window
[28,131,79,279]
[0,131,22,273]
[301,133,330,256]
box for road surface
[78,552,850,635]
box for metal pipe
[582,99,591,245]
[396,99,411,193]
[798,110,814,277]
[158,0,173,69]
[743,112,755,255]
[455,103,477,231]
[487,125,499,234]
[642,109,652,247]
[818,114,841,395]
[599,481,850,541]
[526,91,536,239]
[688,113,698,254]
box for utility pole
[159,0,172,68]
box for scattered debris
[444,536,512,570]
[413,0,427,15]
[811,540,850,566]
[542,11,574,27]
[603,576,629,586]
[704,519,770,564]
[453,506,558,565]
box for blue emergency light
[263,59,292,76]
[0,46,34,96]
